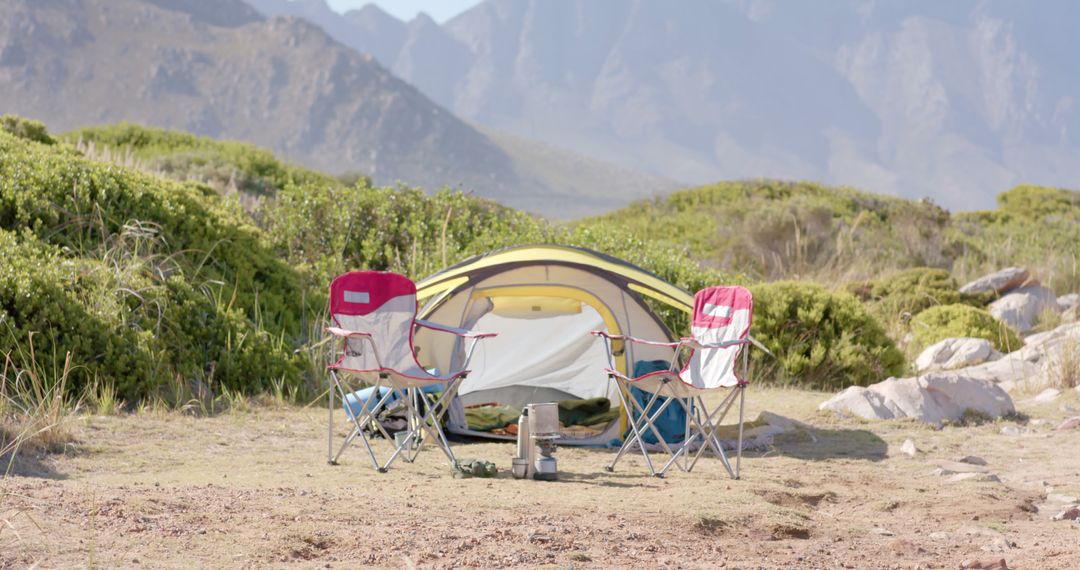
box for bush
[748,281,906,390]
[0,130,307,334]
[0,228,304,401]
[64,123,335,196]
[1,115,55,145]
[848,267,993,323]
[909,304,1021,353]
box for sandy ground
[3,386,1080,569]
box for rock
[946,472,1001,483]
[989,286,1060,333]
[899,438,918,457]
[915,338,996,373]
[1059,293,1080,310]
[958,455,988,465]
[819,373,1014,425]
[980,536,1013,552]
[886,538,923,555]
[960,267,1029,295]
[932,459,989,474]
[1063,303,1080,324]
[999,426,1023,436]
[1052,506,1080,521]
[870,527,895,536]
[1057,417,1080,430]
[1033,388,1061,402]
[960,558,1008,570]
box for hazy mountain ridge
[0,0,671,217]
[247,0,1080,210]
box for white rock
[1000,425,1023,436]
[989,286,1060,333]
[959,267,1029,295]
[899,438,918,457]
[1059,293,1080,310]
[947,472,1001,484]
[916,338,996,372]
[958,455,988,465]
[819,373,1014,425]
[1033,388,1061,402]
[1063,303,1080,324]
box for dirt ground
[3,386,1079,569]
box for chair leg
[328,371,335,465]
[736,385,745,480]
[378,378,463,472]
[332,377,394,469]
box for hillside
[247,0,1080,212]
[590,180,1080,294]
[0,0,670,218]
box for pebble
[999,426,1022,436]
[1056,417,1080,431]
[1052,506,1080,521]
[946,473,1001,483]
[958,455,988,466]
[960,557,1008,569]
[1034,388,1061,403]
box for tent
[413,245,693,445]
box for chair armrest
[415,319,497,339]
[590,330,681,347]
[680,338,752,350]
[326,326,372,338]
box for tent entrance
[454,286,626,442]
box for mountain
[0,0,669,217]
[246,0,1080,211]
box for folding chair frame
[326,325,488,472]
[597,333,754,479]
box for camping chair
[326,271,495,472]
[593,286,756,479]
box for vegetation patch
[909,304,1021,354]
[749,281,906,390]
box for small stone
[999,426,1022,436]
[1056,417,1080,431]
[870,527,895,536]
[946,472,1001,483]
[958,455,988,466]
[899,438,918,457]
[886,538,923,555]
[1052,506,1080,521]
[1033,388,1061,403]
[928,531,951,540]
[981,536,1013,552]
[931,460,989,474]
[960,558,1008,570]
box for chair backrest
[329,271,422,374]
[678,286,753,389]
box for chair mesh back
[679,286,753,389]
[329,271,422,375]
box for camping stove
[512,403,559,480]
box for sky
[326,0,482,22]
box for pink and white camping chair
[326,271,495,472]
[594,286,757,478]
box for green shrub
[909,304,1021,353]
[0,230,158,398]
[748,281,906,390]
[1,115,55,145]
[64,123,336,196]
[0,130,307,334]
[847,267,994,323]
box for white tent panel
[460,307,617,402]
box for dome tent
[413,245,693,445]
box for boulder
[819,373,1014,425]
[959,267,1029,295]
[1063,303,1080,324]
[989,285,1060,333]
[1059,293,1080,310]
[915,337,997,372]
[1033,388,1061,403]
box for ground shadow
[760,425,888,462]
[2,449,68,480]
